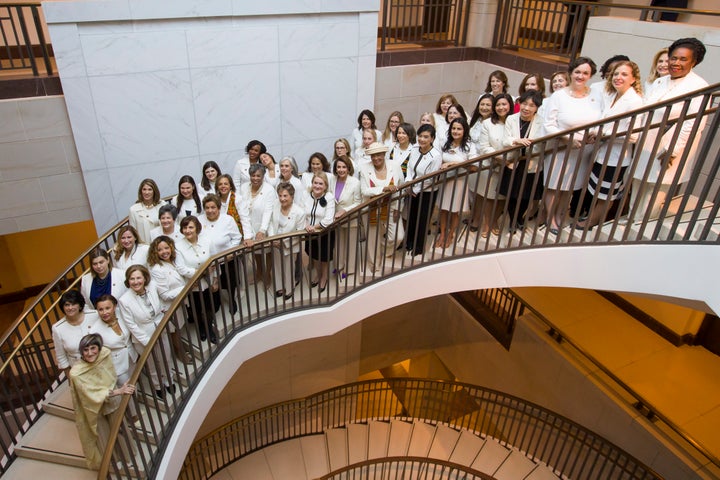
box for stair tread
[407,420,435,457]
[346,423,369,464]
[17,413,84,459]
[494,450,537,479]
[300,434,330,478]
[428,424,460,461]
[263,437,305,479]
[367,420,390,460]
[471,438,510,474]
[223,449,273,480]
[325,427,349,471]
[43,382,74,420]
[2,457,95,479]
[525,463,562,480]
[387,419,412,456]
[448,430,484,465]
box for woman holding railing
[80,248,127,309]
[303,172,335,292]
[332,156,362,279]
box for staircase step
[448,430,484,465]
[494,449,537,479]
[222,449,273,479]
[407,420,435,457]
[263,437,306,479]
[325,427,348,471]
[15,413,86,469]
[346,423,369,464]
[43,383,74,420]
[525,463,562,480]
[387,419,412,456]
[471,438,510,475]
[367,420,390,460]
[2,457,96,479]
[427,423,460,461]
[300,434,330,478]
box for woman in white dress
[332,156,362,278]
[350,109,383,153]
[128,179,165,244]
[260,152,281,188]
[301,153,334,192]
[542,56,602,234]
[436,103,467,148]
[118,265,173,398]
[170,175,202,223]
[80,248,127,309]
[198,161,221,200]
[353,128,377,172]
[90,294,137,386]
[112,225,150,273]
[579,61,644,229]
[52,289,100,377]
[149,204,184,242]
[472,93,513,236]
[437,117,476,247]
[269,182,306,299]
[148,236,195,362]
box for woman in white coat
[118,265,173,398]
[81,248,127,310]
[332,156,362,278]
[90,294,137,386]
[579,61,644,229]
[128,179,165,244]
[268,182,306,299]
[632,37,709,220]
[112,225,150,273]
[52,289,100,377]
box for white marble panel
[0,179,45,218]
[186,25,279,69]
[128,0,231,20]
[43,1,131,23]
[279,22,359,62]
[62,136,82,173]
[18,96,72,139]
[401,64,444,98]
[231,0,322,16]
[46,23,87,78]
[282,136,339,173]
[280,58,358,144]
[39,173,90,211]
[356,54,376,113]
[358,12,378,57]
[81,169,120,234]
[0,101,25,143]
[374,97,424,132]
[81,30,189,76]
[323,0,380,13]
[15,206,93,232]
[191,64,281,155]
[89,70,198,166]
[59,76,107,172]
[77,21,134,35]
[132,17,232,32]
[0,138,70,181]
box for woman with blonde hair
[644,47,669,96]
[381,111,404,148]
[302,172,335,292]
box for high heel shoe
[284,290,294,300]
[318,282,327,293]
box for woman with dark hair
[113,224,150,273]
[80,248,127,309]
[632,37,708,220]
[433,94,458,137]
[302,152,333,191]
[437,103,468,148]
[543,56,602,234]
[260,152,281,188]
[388,122,416,175]
[215,174,252,239]
[69,333,135,470]
[89,294,137,386]
[404,124,442,257]
[437,117,476,247]
[172,175,203,222]
[469,93,494,141]
[52,289,100,376]
[351,109,382,153]
[241,163,279,287]
[485,70,509,97]
[332,156,362,278]
[198,161,221,199]
[149,204,183,242]
[232,139,267,187]
[128,178,164,244]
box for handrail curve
[316,457,496,480]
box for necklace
[568,86,589,98]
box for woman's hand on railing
[334,209,346,220]
[243,239,254,248]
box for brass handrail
[317,457,496,480]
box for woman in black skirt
[302,172,335,292]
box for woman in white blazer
[81,248,127,310]
[331,156,362,278]
[118,265,172,398]
[268,182,306,299]
[128,178,165,245]
[500,90,546,233]
[112,225,150,274]
[90,294,137,386]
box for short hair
[95,294,118,307]
[277,181,296,198]
[60,289,86,311]
[333,155,355,177]
[248,163,266,177]
[88,248,113,277]
[245,140,267,155]
[124,264,151,288]
[599,54,630,80]
[79,333,103,356]
[158,203,178,220]
[148,235,177,266]
[396,122,417,145]
[280,156,299,177]
[215,174,236,193]
[417,123,436,140]
[485,70,509,94]
[180,215,202,234]
[519,73,547,97]
[491,93,514,124]
[435,94,458,115]
[605,60,643,96]
[202,193,221,209]
[648,48,669,84]
[668,37,706,66]
[568,56,598,76]
[356,109,377,130]
[517,89,543,108]
[307,152,330,173]
[310,172,330,192]
[136,178,161,205]
[200,161,221,192]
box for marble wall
[43,0,380,235]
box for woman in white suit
[80,248,127,309]
[332,156,362,278]
[90,294,136,387]
[113,225,150,273]
[579,61,644,229]
[118,265,173,399]
[500,90,546,233]
[268,182,306,299]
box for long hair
[485,70,508,94]
[176,175,202,214]
[88,248,113,278]
[491,93,514,125]
[113,225,140,262]
[382,111,404,143]
[443,117,471,153]
[605,60,643,96]
[647,48,668,84]
[147,235,176,267]
[469,93,494,129]
[135,178,160,205]
[200,161,221,192]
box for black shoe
[199,331,207,341]
[155,389,165,399]
[275,289,285,297]
[318,283,327,293]
[284,290,294,300]
[311,281,319,288]
[230,300,238,315]
[209,327,218,344]
[166,384,176,395]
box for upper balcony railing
[181,379,661,479]
[378,0,471,51]
[0,83,718,478]
[493,0,720,62]
[0,2,53,76]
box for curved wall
[158,243,719,479]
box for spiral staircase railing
[0,83,718,478]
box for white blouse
[52,312,100,370]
